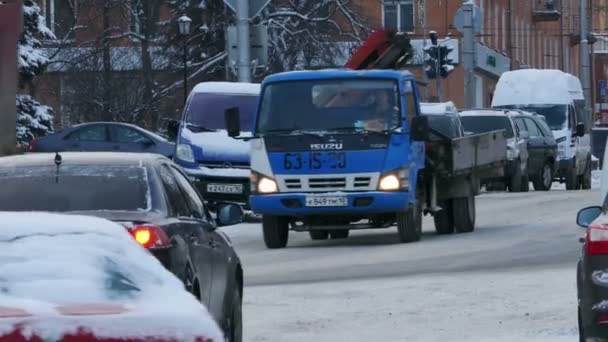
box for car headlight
[378,169,409,191]
[258,177,278,194]
[176,144,195,163]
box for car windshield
[0,165,150,212]
[496,104,568,130]
[256,79,401,133]
[186,93,258,132]
[460,115,514,138]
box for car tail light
[129,225,172,250]
[587,224,608,255]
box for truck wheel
[508,161,522,193]
[582,158,592,190]
[396,203,422,243]
[433,200,454,235]
[330,230,349,239]
[453,196,476,233]
[533,163,553,191]
[262,216,289,249]
[520,173,530,192]
[309,230,329,240]
[566,162,579,190]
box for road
[222,188,600,341]
[225,189,597,286]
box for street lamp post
[178,15,192,105]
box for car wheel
[508,161,522,193]
[566,162,580,190]
[262,215,289,249]
[533,163,553,191]
[582,159,592,190]
[520,173,530,192]
[309,230,329,240]
[453,195,475,233]
[434,200,454,235]
[330,230,349,239]
[224,287,242,342]
[396,202,422,243]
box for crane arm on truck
[344,29,413,71]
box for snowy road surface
[222,188,598,341]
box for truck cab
[174,82,260,209]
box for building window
[383,1,414,32]
[44,0,76,39]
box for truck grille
[278,174,377,192]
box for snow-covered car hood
[181,128,250,164]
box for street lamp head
[178,15,192,36]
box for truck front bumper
[250,191,414,216]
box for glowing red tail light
[587,224,608,255]
[129,225,172,250]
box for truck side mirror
[410,115,430,141]
[225,107,241,138]
[576,122,586,137]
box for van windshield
[496,104,567,130]
[185,93,258,132]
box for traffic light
[424,31,455,79]
[438,45,454,78]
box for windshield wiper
[328,127,391,136]
[186,123,217,133]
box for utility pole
[462,1,476,109]
[581,0,592,109]
[236,0,251,82]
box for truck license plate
[207,184,243,194]
[305,196,348,207]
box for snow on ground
[244,265,578,342]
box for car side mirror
[577,206,602,228]
[225,107,241,138]
[576,122,586,137]
[167,120,180,142]
[410,116,430,141]
[216,203,243,227]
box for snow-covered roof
[459,109,509,117]
[0,212,223,341]
[191,81,261,95]
[420,101,458,115]
[492,69,580,106]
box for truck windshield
[460,116,514,138]
[495,104,567,131]
[186,93,258,132]
[256,79,401,133]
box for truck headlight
[176,144,195,163]
[379,174,400,191]
[258,177,278,194]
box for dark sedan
[0,152,243,342]
[30,122,175,158]
[576,197,608,342]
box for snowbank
[0,212,223,342]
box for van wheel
[582,159,592,190]
[566,161,579,190]
[262,216,289,249]
[397,203,422,243]
[309,230,329,240]
[533,163,553,191]
[520,174,530,192]
[508,161,522,193]
[453,195,476,233]
[434,200,454,235]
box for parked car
[0,211,224,342]
[575,196,608,342]
[460,109,530,192]
[30,122,175,158]
[510,111,558,191]
[0,152,244,341]
[171,82,261,210]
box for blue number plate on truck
[283,152,346,170]
[305,196,348,207]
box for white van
[492,69,592,190]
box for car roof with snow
[460,109,511,117]
[0,212,223,341]
[0,152,166,168]
[191,81,261,95]
[264,68,415,83]
[420,101,458,115]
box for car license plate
[305,196,348,207]
[207,184,243,194]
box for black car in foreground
[577,197,608,342]
[0,152,244,342]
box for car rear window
[0,165,150,212]
[460,116,514,138]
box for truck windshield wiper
[186,123,217,133]
[328,127,391,135]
